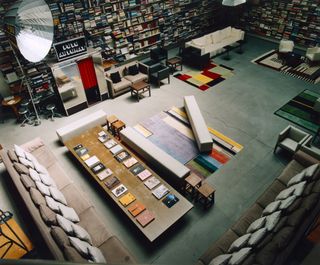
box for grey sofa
[196,150,320,265]
[0,138,136,263]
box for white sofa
[185,27,245,56]
[56,110,107,144]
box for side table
[1,96,22,121]
[166,57,183,73]
[106,115,118,133]
[183,173,202,198]
[112,120,126,139]
[130,81,151,102]
[196,182,216,209]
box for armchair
[278,39,294,63]
[150,46,168,62]
[300,135,320,160]
[306,47,320,65]
[274,125,311,154]
[149,63,170,87]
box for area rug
[134,107,243,179]
[174,62,234,91]
[275,89,320,133]
[252,50,320,84]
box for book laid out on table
[110,144,123,155]
[119,192,136,207]
[136,209,155,227]
[80,153,90,161]
[144,176,160,190]
[84,155,100,167]
[137,169,152,181]
[152,184,169,200]
[75,146,89,157]
[98,131,109,143]
[112,184,128,197]
[91,162,106,174]
[123,157,138,168]
[162,194,179,208]
[105,176,120,189]
[97,168,113,181]
[130,163,145,175]
[115,150,130,162]
[128,201,146,217]
[104,139,117,149]
[73,144,83,151]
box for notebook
[136,210,155,227]
[128,201,146,217]
[119,192,136,207]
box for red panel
[202,70,221,80]
[210,149,230,164]
[77,57,98,90]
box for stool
[196,182,216,209]
[106,115,118,133]
[46,104,62,121]
[18,107,34,127]
[111,120,126,139]
[183,173,202,198]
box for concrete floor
[0,36,318,264]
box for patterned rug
[174,62,234,91]
[275,89,320,133]
[134,107,243,179]
[252,50,320,84]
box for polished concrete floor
[0,36,318,264]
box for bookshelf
[241,0,320,47]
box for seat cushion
[279,138,298,152]
[113,79,131,92]
[64,245,88,262]
[124,73,148,83]
[256,180,286,208]
[277,160,305,185]
[46,162,72,190]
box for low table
[130,81,151,102]
[166,56,182,73]
[1,96,22,120]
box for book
[98,132,109,143]
[105,176,120,189]
[128,201,146,217]
[112,184,128,197]
[123,157,138,168]
[110,144,123,155]
[115,150,130,162]
[104,139,117,149]
[137,169,152,181]
[152,184,169,200]
[84,155,100,167]
[119,192,136,207]
[97,168,113,181]
[91,162,106,174]
[162,194,179,208]
[136,209,155,227]
[144,176,160,190]
[130,164,145,175]
[75,147,88,157]
[80,153,90,161]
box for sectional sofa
[0,138,136,263]
[196,150,320,265]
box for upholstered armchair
[278,39,294,63]
[150,47,168,62]
[274,125,311,154]
[149,63,170,87]
[306,47,320,65]
[300,135,320,160]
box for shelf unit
[241,0,320,47]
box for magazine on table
[152,184,169,200]
[144,176,160,190]
[97,168,113,181]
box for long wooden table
[65,126,193,242]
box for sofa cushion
[303,181,315,196]
[46,196,62,212]
[247,216,266,233]
[57,214,74,234]
[192,37,206,47]
[286,208,307,227]
[124,73,148,84]
[14,162,29,175]
[69,236,91,257]
[200,246,224,265]
[49,187,67,205]
[273,226,294,249]
[228,234,250,253]
[304,163,319,177]
[312,180,320,193]
[300,193,319,212]
[88,246,107,263]
[51,226,70,249]
[29,168,41,182]
[275,187,294,200]
[47,163,71,190]
[20,174,35,190]
[36,181,50,196]
[265,211,281,232]
[262,201,281,216]
[208,254,232,265]
[248,227,267,246]
[59,204,80,223]
[273,216,288,233]
[14,144,26,158]
[72,223,93,245]
[277,160,305,185]
[286,171,305,186]
[7,150,18,162]
[79,207,112,247]
[34,161,49,175]
[279,195,297,210]
[39,204,57,225]
[113,79,132,92]
[286,197,302,213]
[18,157,34,169]
[255,242,277,265]
[229,247,251,265]
[64,245,88,262]
[210,31,221,44]
[231,204,263,235]
[256,180,286,208]
[39,173,56,187]
[213,229,239,253]
[110,71,121,83]
[128,64,139,76]
[30,187,46,207]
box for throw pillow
[49,187,67,205]
[69,236,91,257]
[14,144,26,158]
[88,246,107,263]
[304,164,319,177]
[279,195,297,210]
[7,150,18,162]
[51,226,70,249]
[56,214,74,234]
[30,187,46,207]
[29,168,41,182]
[39,204,57,225]
[228,234,251,253]
[248,227,267,246]
[39,173,56,187]
[72,223,93,245]
[64,245,88,262]
[13,162,29,175]
[45,196,62,213]
[229,247,252,265]
[20,174,35,190]
[287,171,305,187]
[265,211,282,232]
[128,64,139,76]
[24,152,37,163]
[19,157,34,169]
[36,181,51,196]
[275,187,294,201]
[291,181,307,197]
[34,161,49,175]
[110,71,121,84]
[208,254,232,265]
[59,204,80,223]
[246,216,266,233]
[262,201,281,216]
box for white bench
[184,96,213,153]
[56,110,107,144]
[120,127,190,184]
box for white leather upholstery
[306,47,320,62]
[184,95,213,153]
[279,39,294,53]
[56,110,107,144]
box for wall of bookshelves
[241,0,320,47]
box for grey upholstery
[300,135,320,160]
[274,125,311,154]
[149,63,170,87]
[184,95,213,152]
[120,127,190,184]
